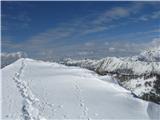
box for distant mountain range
[1,47,160,104]
[62,47,160,104]
[1,52,27,68]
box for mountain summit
[138,47,160,62]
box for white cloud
[106,7,130,18]
[104,42,109,46]
[2,35,160,59]
[84,42,95,47]
[109,47,116,52]
[77,51,91,56]
[2,13,31,31]
[81,26,109,35]
[151,11,160,19]
[3,2,158,50]
[2,2,160,59]
[137,10,160,21]
[150,38,160,49]
[93,7,130,25]
[92,3,145,25]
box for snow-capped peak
[138,47,160,62]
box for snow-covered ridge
[62,48,160,76]
[2,58,160,119]
[1,52,27,68]
[12,58,46,120]
[63,57,160,76]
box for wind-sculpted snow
[2,58,159,119]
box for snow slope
[1,58,160,119]
[63,56,160,104]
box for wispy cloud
[2,13,31,31]
[2,2,32,31]
[20,3,141,43]
[137,10,160,21]
[3,33,160,59]
[93,7,130,25]
[92,3,144,25]
[2,2,160,59]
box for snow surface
[1,58,160,119]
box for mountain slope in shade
[1,58,160,119]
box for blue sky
[2,1,160,60]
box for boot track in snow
[74,79,90,119]
[13,59,46,120]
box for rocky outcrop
[119,73,160,104]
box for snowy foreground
[1,58,160,120]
